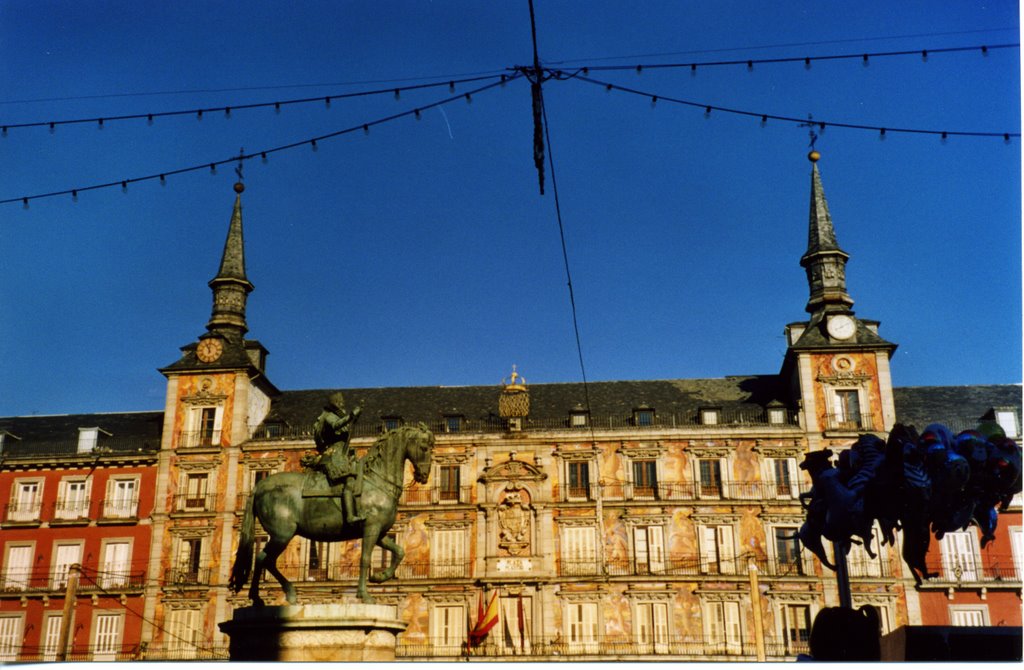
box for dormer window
[767,403,787,425]
[993,408,1019,439]
[77,427,100,454]
[382,416,403,432]
[569,407,590,428]
[444,415,463,433]
[700,407,721,426]
[633,407,655,427]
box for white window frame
[564,459,594,501]
[779,602,812,655]
[104,477,140,519]
[437,463,462,504]
[766,522,813,576]
[633,525,665,575]
[699,524,737,575]
[825,384,868,430]
[703,599,743,655]
[847,523,886,577]
[51,541,83,590]
[430,527,467,578]
[1010,527,1023,580]
[633,601,669,653]
[766,457,799,500]
[56,477,91,520]
[695,457,728,499]
[2,544,33,591]
[100,539,132,589]
[77,427,99,454]
[41,613,64,661]
[174,536,205,583]
[182,472,211,511]
[940,530,980,581]
[949,605,989,626]
[630,458,660,500]
[184,404,224,448]
[9,479,43,522]
[0,614,23,662]
[561,524,598,576]
[994,409,1019,439]
[166,608,202,654]
[429,604,465,655]
[92,612,123,661]
[564,601,600,654]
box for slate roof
[258,375,792,436]
[893,384,1022,432]
[0,411,164,458]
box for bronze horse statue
[229,423,433,604]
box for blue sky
[0,1,1019,416]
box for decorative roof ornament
[206,165,255,340]
[499,365,530,418]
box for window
[429,605,465,654]
[184,405,222,447]
[700,408,720,425]
[77,427,99,454]
[566,461,591,500]
[166,609,201,654]
[444,416,463,433]
[782,604,811,654]
[633,408,655,427]
[371,533,397,572]
[9,480,42,522]
[3,545,32,590]
[940,530,979,581]
[698,459,723,498]
[561,526,597,575]
[499,596,533,654]
[767,405,787,425]
[183,473,210,511]
[1011,527,1023,579]
[101,541,132,588]
[382,416,402,432]
[306,540,330,580]
[104,478,139,518]
[565,602,599,654]
[0,615,22,662]
[431,529,466,578]
[439,465,461,503]
[705,601,742,654]
[178,538,203,583]
[700,525,736,574]
[949,605,988,626]
[774,527,805,575]
[771,458,798,498]
[570,410,589,427]
[995,410,1019,439]
[832,389,862,429]
[92,613,122,661]
[632,460,658,499]
[52,543,82,590]
[56,478,90,519]
[633,526,665,574]
[848,528,884,577]
[41,614,63,661]
[635,602,669,653]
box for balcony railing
[12,644,145,662]
[919,554,1021,585]
[52,498,91,521]
[172,493,221,514]
[554,479,811,503]
[3,501,42,523]
[99,498,140,520]
[401,486,473,505]
[824,413,875,432]
[0,570,144,592]
[557,555,890,579]
[178,430,222,448]
[396,634,807,659]
[164,567,213,586]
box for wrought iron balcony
[554,479,811,503]
[401,485,473,505]
[824,413,874,432]
[172,493,221,514]
[99,498,139,521]
[164,567,213,586]
[177,430,222,448]
[3,501,42,524]
[51,498,91,521]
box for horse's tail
[229,491,256,593]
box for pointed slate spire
[799,152,853,315]
[206,182,254,339]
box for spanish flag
[468,590,499,647]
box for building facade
[0,155,1019,661]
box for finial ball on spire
[808,150,821,163]
[234,182,245,194]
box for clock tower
[781,152,897,446]
[144,179,277,650]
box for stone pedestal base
[219,603,407,662]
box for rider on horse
[310,392,364,524]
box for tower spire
[799,152,853,315]
[206,180,254,340]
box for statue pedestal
[219,603,407,662]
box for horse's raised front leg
[262,538,298,605]
[369,534,404,583]
[357,524,383,603]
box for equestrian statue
[229,395,434,605]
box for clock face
[827,315,856,340]
[196,338,223,363]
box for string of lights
[559,42,1016,73]
[0,72,510,134]
[570,73,1020,140]
[1,74,522,207]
